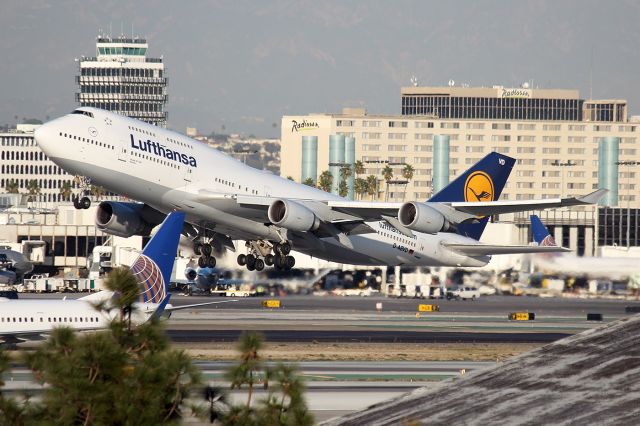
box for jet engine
[398,202,450,234]
[184,267,198,281]
[267,199,320,232]
[95,201,156,238]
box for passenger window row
[60,132,114,151]
[1,316,100,323]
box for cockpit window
[71,110,94,118]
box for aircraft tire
[274,254,285,269]
[198,256,207,268]
[246,254,256,268]
[194,243,202,256]
[247,263,255,271]
[73,197,81,209]
[264,254,274,266]
[255,259,265,271]
[80,196,91,209]
[206,256,216,268]
[237,254,247,266]
[280,242,291,255]
[201,244,213,257]
[285,256,295,269]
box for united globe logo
[131,254,165,303]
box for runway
[166,329,570,344]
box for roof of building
[323,312,640,425]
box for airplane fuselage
[35,108,490,267]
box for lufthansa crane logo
[464,171,494,202]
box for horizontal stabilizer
[443,243,570,256]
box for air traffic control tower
[76,35,168,127]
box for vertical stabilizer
[530,215,557,246]
[429,152,515,240]
[130,212,184,309]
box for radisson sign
[499,88,532,99]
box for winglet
[130,212,184,312]
[575,188,608,205]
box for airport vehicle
[35,108,604,271]
[447,286,480,300]
[0,212,233,344]
[530,215,640,280]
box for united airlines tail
[130,211,185,315]
[429,152,516,240]
[530,215,557,247]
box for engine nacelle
[398,202,449,234]
[184,267,197,281]
[95,201,154,238]
[267,199,320,232]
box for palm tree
[354,177,367,200]
[354,160,365,175]
[339,165,352,198]
[59,182,73,201]
[302,177,315,187]
[26,179,41,202]
[317,170,333,192]
[225,331,264,407]
[366,175,378,200]
[4,179,19,194]
[90,185,106,201]
[381,165,394,201]
[402,164,415,200]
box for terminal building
[76,35,168,127]
[280,85,640,256]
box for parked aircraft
[0,212,233,344]
[530,215,640,280]
[34,108,604,272]
[0,247,33,285]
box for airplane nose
[34,123,55,156]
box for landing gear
[73,196,91,210]
[194,242,216,269]
[237,240,295,271]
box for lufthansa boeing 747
[34,108,605,271]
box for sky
[1,0,640,137]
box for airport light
[550,160,576,199]
[615,161,640,249]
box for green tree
[220,332,313,426]
[59,181,73,201]
[225,331,264,408]
[90,185,106,201]
[302,177,315,187]
[366,175,378,200]
[317,170,333,193]
[354,160,365,175]
[402,164,415,200]
[26,179,41,202]
[354,177,368,200]
[4,179,19,194]
[338,179,349,197]
[22,268,202,424]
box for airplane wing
[442,243,571,256]
[326,189,608,221]
[164,299,238,312]
[227,189,607,231]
